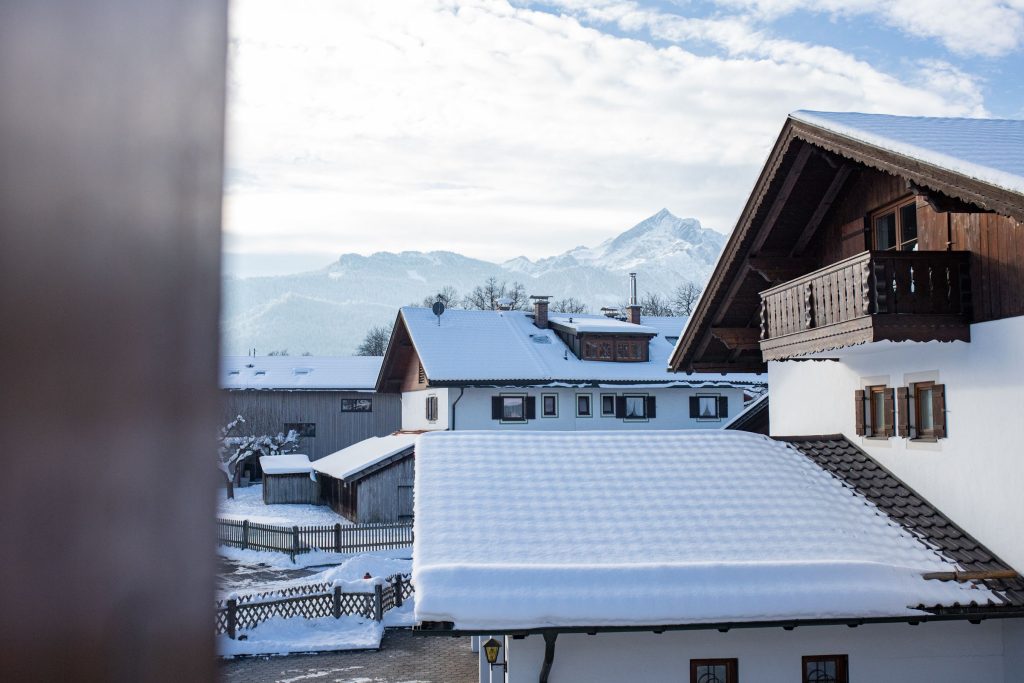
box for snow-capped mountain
[222,210,725,355]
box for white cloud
[225,0,992,261]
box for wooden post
[335,523,342,553]
[292,525,300,562]
[374,583,383,621]
[242,519,249,551]
[333,585,342,619]
[226,599,237,640]
[393,575,404,608]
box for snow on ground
[218,615,383,657]
[219,552,413,597]
[218,546,412,571]
[219,484,350,526]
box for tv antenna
[432,299,446,326]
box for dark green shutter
[718,396,728,418]
[491,396,501,420]
[615,397,626,418]
[525,396,536,420]
[689,396,700,418]
[646,396,656,418]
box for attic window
[531,335,552,344]
[580,334,649,362]
[254,370,266,376]
[418,363,425,384]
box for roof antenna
[432,298,446,326]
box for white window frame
[576,393,593,418]
[541,392,558,418]
[600,393,617,417]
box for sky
[223,0,1024,275]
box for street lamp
[482,637,502,666]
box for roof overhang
[669,115,1024,375]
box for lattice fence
[216,573,414,639]
[218,518,413,560]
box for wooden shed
[259,453,321,505]
[313,433,418,523]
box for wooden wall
[809,166,1024,323]
[263,473,322,505]
[221,390,401,461]
[356,457,415,523]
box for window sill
[910,437,939,443]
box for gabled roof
[221,356,382,391]
[669,111,1024,374]
[312,433,417,481]
[723,391,769,434]
[377,307,764,390]
[413,430,1013,632]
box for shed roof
[312,433,417,481]
[384,307,764,388]
[259,453,313,475]
[413,430,1009,632]
[221,356,382,391]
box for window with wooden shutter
[932,383,946,438]
[425,395,438,422]
[883,387,895,437]
[854,389,866,436]
[418,363,425,384]
[913,381,947,439]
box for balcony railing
[758,251,971,360]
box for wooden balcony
[759,251,972,360]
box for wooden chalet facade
[669,112,1024,374]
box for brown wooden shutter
[897,387,910,438]
[646,396,656,418]
[718,396,729,419]
[883,387,895,437]
[491,396,501,420]
[854,389,866,436]
[615,396,626,418]
[525,396,536,420]
[933,384,947,438]
[689,396,700,418]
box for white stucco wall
[402,386,748,432]
[768,315,1024,571]
[401,387,449,431]
[502,620,1017,683]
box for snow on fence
[215,573,413,639]
[218,519,413,559]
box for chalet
[413,430,1024,682]
[375,298,765,433]
[220,356,401,481]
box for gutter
[449,387,465,430]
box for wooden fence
[216,573,413,639]
[218,519,413,560]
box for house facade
[376,302,764,434]
[220,356,402,472]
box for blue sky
[224,0,1024,275]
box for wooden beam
[690,361,767,374]
[747,255,818,284]
[749,144,814,255]
[923,570,1019,582]
[791,164,853,256]
[711,327,761,351]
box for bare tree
[267,349,289,356]
[639,292,674,316]
[670,280,703,316]
[463,277,529,310]
[552,297,589,314]
[420,285,460,309]
[356,323,393,356]
[217,416,300,500]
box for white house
[665,110,1024,678]
[412,430,1024,682]
[375,298,764,434]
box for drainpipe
[539,631,558,683]
[450,387,465,430]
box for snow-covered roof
[791,111,1024,195]
[221,356,382,391]
[313,433,418,481]
[547,314,656,335]
[413,430,991,631]
[399,307,763,386]
[259,453,313,475]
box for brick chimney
[627,273,641,324]
[530,295,550,328]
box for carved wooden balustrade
[758,251,971,360]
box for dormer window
[579,334,649,362]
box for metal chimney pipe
[629,272,637,306]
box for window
[624,395,646,419]
[690,395,727,420]
[417,363,425,384]
[283,422,315,438]
[872,197,918,251]
[425,395,438,422]
[341,398,372,412]
[898,381,947,440]
[576,393,592,417]
[490,395,535,422]
[579,334,650,362]
[855,385,894,438]
[690,658,737,683]
[802,655,848,683]
[542,393,558,418]
[583,338,614,360]
[601,394,616,417]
